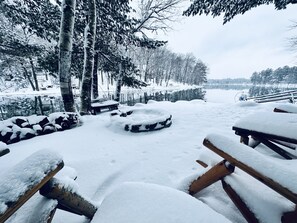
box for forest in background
[0,0,208,104]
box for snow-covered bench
[0,150,97,222]
[232,112,297,159]
[91,99,119,115]
[189,134,297,223]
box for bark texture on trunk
[114,64,122,102]
[80,0,96,115]
[59,0,76,112]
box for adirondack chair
[189,134,297,223]
[232,112,297,159]
[0,149,97,223]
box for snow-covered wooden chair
[189,134,297,223]
[0,150,97,222]
[232,112,297,159]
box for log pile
[0,112,81,144]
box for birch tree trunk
[92,52,99,99]
[80,0,96,115]
[114,63,122,102]
[59,0,76,112]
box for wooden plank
[255,137,294,160]
[274,108,290,113]
[282,207,297,223]
[203,138,297,204]
[0,162,64,222]
[196,160,208,168]
[232,126,297,145]
[40,179,97,219]
[189,160,234,195]
[221,180,259,223]
[0,148,10,157]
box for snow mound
[92,182,231,223]
[236,101,258,107]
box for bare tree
[114,0,184,100]
[134,0,184,34]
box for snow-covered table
[232,112,297,159]
[91,100,119,115]
[197,134,297,223]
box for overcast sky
[157,3,297,79]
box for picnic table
[232,112,297,159]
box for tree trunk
[29,57,39,91]
[80,0,96,115]
[114,64,122,102]
[92,52,99,99]
[59,0,76,112]
[22,66,35,91]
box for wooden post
[240,135,249,145]
[189,160,235,195]
[255,137,293,160]
[40,179,97,219]
[282,207,297,223]
[222,180,259,223]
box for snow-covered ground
[0,88,294,222]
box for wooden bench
[232,112,297,159]
[0,149,97,222]
[91,99,119,115]
[189,134,297,223]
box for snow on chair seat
[189,134,297,223]
[91,182,232,223]
[0,150,64,222]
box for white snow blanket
[92,182,231,223]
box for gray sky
[157,3,297,79]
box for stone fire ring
[111,109,172,133]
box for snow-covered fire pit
[111,108,172,132]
